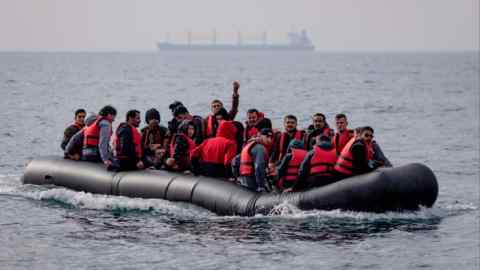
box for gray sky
[0,0,478,51]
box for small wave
[260,201,444,222]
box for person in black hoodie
[165,120,197,172]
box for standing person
[304,113,334,150]
[61,108,86,150]
[82,105,117,168]
[334,126,379,178]
[271,115,305,163]
[141,108,168,169]
[232,128,274,192]
[293,134,338,191]
[333,113,354,156]
[204,81,240,138]
[165,120,197,172]
[113,110,144,171]
[274,140,308,191]
[190,121,237,178]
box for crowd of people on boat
[60,81,392,193]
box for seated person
[141,108,168,169]
[244,109,272,142]
[61,108,86,150]
[191,121,237,178]
[82,105,117,168]
[293,135,338,191]
[334,126,381,178]
[274,140,307,191]
[64,114,97,160]
[112,110,144,171]
[165,120,197,172]
[231,128,274,192]
[271,114,305,163]
[304,113,334,150]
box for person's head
[287,139,304,152]
[354,127,364,139]
[210,99,224,114]
[126,110,141,128]
[178,120,196,138]
[258,128,274,146]
[74,108,86,125]
[283,115,298,132]
[312,113,327,130]
[214,107,229,121]
[85,113,97,127]
[315,134,332,148]
[335,113,348,132]
[360,126,374,143]
[173,105,189,120]
[145,108,161,127]
[169,101,184,116]
[98,105,117,122]
[247,108,259,126]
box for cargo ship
[157,30,315,52]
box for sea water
[0,51,478,269]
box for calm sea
[0,51,478,269]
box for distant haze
[0,0,478,51]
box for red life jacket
[334,138,357,176]
[334,129,354,156]
[277,148,307,188]
[170,133,196,158]
[239,141,268,176]
[114,123,143,159]
[278,130,304,161]
[83,117,111,148]
[72,122,84,130]
[205,115,216,138]
[366,141,374,160]
[310,145,338,177]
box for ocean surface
[0,51,478,270]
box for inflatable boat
[22,156,438,216]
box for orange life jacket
[114,123,143,159]
[334,138,357,176]
[170,133,196,158]
[277,148,307,188]
[278,130,304,161]
[83,117,111,148]
[334,129,354,156]
[239,141,268,176]
[310,145,338,177]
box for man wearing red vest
[82,105,117,168]
[244,109,272,142]
[292,134,338,191]
[274,139,307,191]
[191,121,237,178]
[334,126,379,178]
[113,110,144,171]
[203,81,240,138]
[333,113,354,156]
[232,128,274,192]
[271,115,305,163]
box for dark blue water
[0,52,478,269]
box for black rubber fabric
[22,156,438,216]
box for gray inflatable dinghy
[22,156,438,216]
